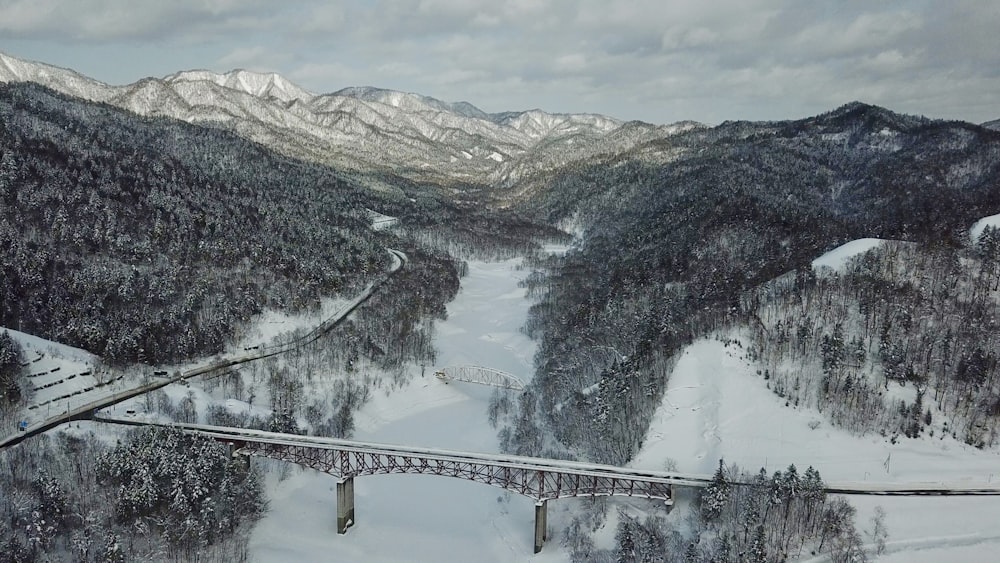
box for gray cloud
[0,0,279,41]
[2,0,998,124]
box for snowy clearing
[811,238,886,273]
[2,327,114,423]
[970,212,1000,243]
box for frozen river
[248,258,569,562]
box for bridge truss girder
[233,441,673,503]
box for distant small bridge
[435,365,525,390]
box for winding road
[0,248,406,449]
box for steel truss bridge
[434,365,525,390]
[169,422,687,553]
[91,417,1000,554]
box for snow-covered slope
[970,212,1000,242]
[0,52,118,102]
[632,336,1000,562]
[166,69,314,103]
[811,238,888,273]
[0,51,692,188]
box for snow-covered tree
[700,459,731,522]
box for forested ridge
[746,235,1000,447]
[494,103,1000,561]
[0,83,554,561]
[506,102,1000,468]
[6,79,1000,562]
[0,82,394,365]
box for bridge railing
[169,421,704,487]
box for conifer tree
[701,459,731,522]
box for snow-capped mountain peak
[332,86,491,120]
[496,109,622,139]
[165,69,314,103]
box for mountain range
[0,51,694,189]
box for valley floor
[8,247,999,561]
[247,258,573,562]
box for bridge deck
[170,422,705,488]
[94,417,1000,497]
[92,417,1000,554]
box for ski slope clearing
[249,258,572,562]
[4,327,96,364]
[811,238,887,273]
[632,336,1000,562]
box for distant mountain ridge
[0,51,694,188]
[165,68,314,103]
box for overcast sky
[2,0,998,125]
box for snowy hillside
[632,336,1000,562]
[811,238,887,273]
[0,52,118,101]
[166,69,314,103]
[970,211,1000,242]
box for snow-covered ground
[1,291,356,433]
[12,235,1000,560]
[970,212,1000,243]
[631,335,1000,562]
[248,258,572,562]
[231,294,352,353]
[811,238,886,273]
[2,327,112,422]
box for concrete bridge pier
[533,500,548,554]
[227,442,249,471]
[337,477,355,534]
